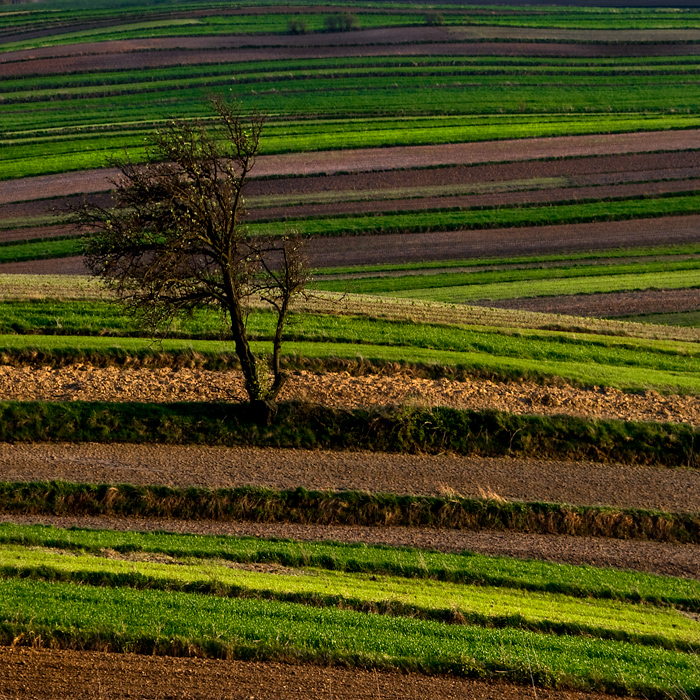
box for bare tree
[76,98,308,424]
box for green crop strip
[0,238,81,264]
[313,258,700,295]
[1,304,698,377]
[249,193,700,238]
[2,523,698,610]
[1,544,697,651]
[1,577,698,697]
[0,307,699,393]
[622,311,700,329]
[5,113,700,180]
[384,270,700,304]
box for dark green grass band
[0,400,695,468]
[1,481,698,543]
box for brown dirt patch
[0,365,697,426]
[0,647,619,700]
[248,178,700,221]
[2,441,699,513]
[0,257,89,275]
[6,210,700,275]
[304,215,700,268]
[0,226,77,245]
[490,288,700,317]
[9,152,700,245]
[247,150,700,198]
[5,132,700,205]
[4,25,700,77]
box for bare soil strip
[0,257,88,275]
[303,215,700,267]
[247,178,700,221]
[0,647,618,700]
[0,366,697,426]
[2,442,699,513]
[2,513,697,579]
[4,25,700,76]
[5,132,700,204]
[490,288,700,317]
[0,226,78,245]
[246,150,700,198]
[6,153,700,234]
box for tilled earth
[490,288,700,317]
[4,131,700,205]
[0,647,620,700]
[0,364,696,426]
[6,210,700,274]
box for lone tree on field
[76,99,308,423]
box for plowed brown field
[5,25,700,77]
[0,647,619,700]
[2,213,698,274]
[5,132,700,205]
[490,288,700,317]
[1,365,697,426]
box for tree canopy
[78,99,308,422]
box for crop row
[6,112,700,181]
[7,76,700,125]
[3,270,697,342]
[9,66,700,103]
[314,258,700,294]
[9,56,700,94]
[3,543,699,651]
[0,288,699,392]
[3,297,700,376]
[8,4,700,48]
[2,575,698,697]
[4,523,697,608]
[9,189,700,258]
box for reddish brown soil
[9,153,700,247]
[248,178,700,221]
[5,133,700,207]
[246,150,700,198]
[490,288,700,317]
[5,212,700,275]
[3,26,700,77]
[254,132,700,179]
[0,647,619,700]
[0,256,89,274]
[305,215,700,267]
[9,151,700,214]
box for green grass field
[4,577,699,696]
[0,301,698,392]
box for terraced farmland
[1,1,699,699]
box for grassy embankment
[0,399,697,468]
